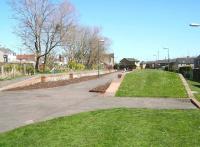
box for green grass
[187,80,200,102]
[0,108,200,147]
[116,69,187,98]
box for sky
[1,0,200,62]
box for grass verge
[116,70,187,98]
[187,80,200,102]
[0,108,200,147]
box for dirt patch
[89,82,111,93]
[5,74,111,91]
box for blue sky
[1,0,200,62]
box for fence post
[13,64,16,78]
[1,65,4,76]
[23,64,26,75]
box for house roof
[0,48,15,54]
[144,61,155,64]
[109,53,114,58]
[176,57,195,64]
[122,58,139,62]
[156,59,169,64]
[16,54,35,61]
[103,53,114,58]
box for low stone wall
[0,76,41,91]
[0,70,115,91]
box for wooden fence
[193,68,200,82]
[0,63,34,80]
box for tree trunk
[43,54,48,72]
[35,57,40,72]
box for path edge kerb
[104,72,127,97]
[179,74,200,109]
[0,70,116,92]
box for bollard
[41,76,46,83]
[69,73,73,80]
[118,74,122,79]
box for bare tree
[10,0,76,71]
[62,26,111,69]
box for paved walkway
[0,72,196,133]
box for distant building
[54,54,67,66]
[140,61,146,69]
[101,53,114,69]
[156,59,169,69]
[170,57,195,71]
[119,58,140,70]
[145,61,156,69]
[0,48,17,63]
[194,55,200,69]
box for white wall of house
[0,51,4,62]
[178,64,194,69]
[0,49,17,63]
[7,53,17,62]
[102,55,114,67]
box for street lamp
[98,39,104,78]
[153,55,157,69]
[163,48,170,71]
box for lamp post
[163,48,170,71]
[153,54,157,69]
[98,39,105,78]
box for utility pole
[157,50,160,61]
[98,40,104,78]
[163,48,170,71]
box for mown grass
[187,80,200,102]
[0,108,200,147]
[116,69,187,98]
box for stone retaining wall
[0,70,115,91]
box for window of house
[3,55,8,62]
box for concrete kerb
[104,72,127,97]
[179,74,200,109]
[0,76,41,91]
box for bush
[114,64,119,70]
[179,66,193,79]
[68,60,85,71]
[26,64,34,75]
[3,64,13,72]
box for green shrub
[68,60,85,71]
[26,64,34,75]
[179,66,193,79]
[3,64,13,72]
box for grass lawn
[187,80,200,102]
[116,69,187,98]
[0,108,200,147]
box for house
[140,61,146,69]
[16,54,36,64]
[0,48,17,63]
[145,61,156,69]
[54,55,67,66]
[101,53,114,69]
[119,58,140,70]
[156,59,169,69]
[194,55,200,69]
[170,57,195,71]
